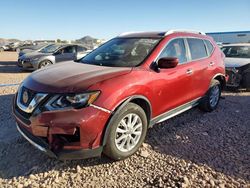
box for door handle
[209,62,215,66]
[186,69,193,75]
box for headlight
[45,91,100,110]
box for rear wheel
[39,60,52,69]
[199,80,221,112]
[103,102,148,160]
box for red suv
[13,30,226,160]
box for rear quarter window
[204,40,214,56]
[187,38,207,60]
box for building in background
[207,31,250,44]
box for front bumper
[17,59,35,70]
[13,93,111,160]
[226,68,242,87]
[16,123,103,160]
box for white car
[222,43,250,89]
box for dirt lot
[0,52,249,187]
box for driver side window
[63,46,76,53]
[159,38,188,64]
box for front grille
[15,102,32,120]
[20,87,36,107]
[15,87,48,123]
[14,94,31,123]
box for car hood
[225,57,250,68]
[23,52,52,59]
[22,61,132,93]
[21,49,34,53]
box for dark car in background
[18,44,88,70]
[1,42,34,52]
[10,42,34,52]
[222,44,250,89]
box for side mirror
[157,57,179,69]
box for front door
[55,46,76,63]
[153,38,194,116]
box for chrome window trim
[153,36,215,66]
[155,37,189,64]
[203,39,215,57]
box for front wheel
[39,60,52,69]
[199,80,221,112]
[103,102,148,160]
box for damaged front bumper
[226,67,242,87]
[16,122,103,160]
[13,93,111,160]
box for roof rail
[165,29,206,36]
[118,31,145,37]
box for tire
[103,102,148,160]
[39,60,52,69]
[199,80,221,112]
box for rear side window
[204,40,214,55]
[187,38,207,60]
[159,38,187,64]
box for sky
[0,0,250,40]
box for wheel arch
[212,73,226,89]
[101,95,152,146]
[38,59,53,68]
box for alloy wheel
[40,61,51,68]
[209,85,220,108]
[115,113,143,152]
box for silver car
[222,43,250,89]
[18,44,88,70]
[18,43,54,58]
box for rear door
[154,38,194,115]
[55,46,77,62]
[186,38,214,99]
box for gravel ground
[0,52,249,187]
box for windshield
[32,43,51,50]
[80,38,160,67]
[40,44,62,53]
[222,46,250,58]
